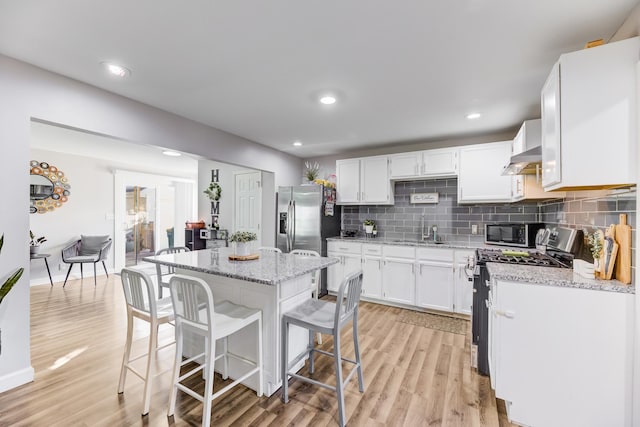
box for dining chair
[259,247,282,253]
[61,235,112,287]
[290,249,323,343]
[117,268,175,416]
[281,270,364,427]
[155,246,190,298]
[167,274,263,427]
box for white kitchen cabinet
[389,148,457,180]
[381,245,415,305]
[335,159,360,203]
[458,141,514,203]
[415,248,454,312]
[453,251,474,315]
[489,280,634,427]
[336,156,393,205]
[541,37,639,191]
[389,152,422,179]
[422,148,457,177]
[362,244,383,299]
[326,241,362,292]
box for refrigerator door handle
[286,200,293,252]
[292,200,296,247]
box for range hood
[501,145,542,175]
[501,119,542,176]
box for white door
[454,263,474,315]
[362,256,382,298]
[234,172,262,247]
[422,148,458,176]
[415,261,453,311]
[336,159,360,203]
[389,152,421,179]
[382,258,415,305]
[541,61,562,189]
[360,156,390,203]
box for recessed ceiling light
[101,61,131,78]
[293,141,303,147]
[319,95,337,105]
[162,150,181,157]
[466,112,482,120]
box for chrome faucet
[421,215,431,241]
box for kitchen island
[143,247,339,396]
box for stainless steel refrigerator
[276,185,341,295]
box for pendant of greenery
[0,234,24,306]
[204,182,222,201]
[229,231,257,243]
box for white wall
[29,149,115,285]
[0,53,303,392]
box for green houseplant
[203,182,222,201]
[229,231,257,256]
[0,233,25,355]
[363,219,375,234]
[29,230,47,255]
[303,161,320,183]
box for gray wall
[0,53,303,392]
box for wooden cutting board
[614,214,632,284]
[228,254,260,261]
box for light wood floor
[0,274,514,427]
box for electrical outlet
[471,224,478,235]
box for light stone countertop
[143,248,338,286]
[326,236,478,250]
[487,262,635,294]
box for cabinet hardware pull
[495,310,515,319]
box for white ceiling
[1,0,638,158]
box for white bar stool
[154,246,190,298]
[167,274,263,427]
[281,270,364,427]
[258,246,282,253]
[117,267,175,416]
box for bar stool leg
[308,329,316,374]
[141,320,158,415]
[333,332,346,427]
[118,311,134,394]
[257,316,263,397]
[353,311,364,392]
[281,318,289,403]
[168,323,183,417]
[202,336,215,427]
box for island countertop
[142,247,339,285]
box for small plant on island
[229,231,258,243]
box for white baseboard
[0,366,34,394]
[29,268,117,287]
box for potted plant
[229,231,257,256]
[29,230,47,255]
[1,233,25,355]
[587,231,603,276]
[303,161,320,183]
[363,219,375,234]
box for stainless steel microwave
[485,223,545,248]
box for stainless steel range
[472,226,583,376]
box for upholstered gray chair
[61,235,112,287]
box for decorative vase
[30,245,40,255]
[365,225,373,234]
[236,242,251,256]
[593,258,601,277]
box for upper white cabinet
[336,156,394,205]
[458,141,514,203]
[541,37,639,191]
[389,147,457,180]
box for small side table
[30,253,53,286]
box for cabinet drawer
[327,241,362,254]
[362,244,382,256]
[383,245,415,259]
[416,247,453,262]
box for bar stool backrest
[169,275,214,336]
[156,246,190,275]
[335,270,363,328]
[121,268,158,318]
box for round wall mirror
[30,174,54,200]
[30,160,71,214]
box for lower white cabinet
[327,241,362,292]
[327,241,473,317]
[489,280,634,427]
[381,257,415,305]
[415,261,453,311]
[361,244,383,298]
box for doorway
[234,172,262,247]
[125,186,157,266]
